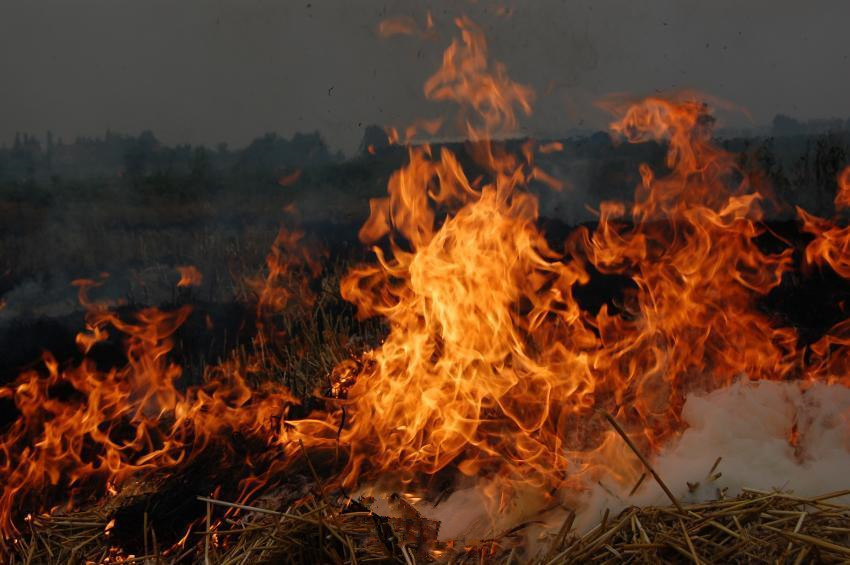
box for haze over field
[1,0,849,154]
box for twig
[196,496,320,525]
[628,473,647,497]
[679,519,703,565]
[763,526,850,556]
[599,411,685,513]
[143,511,149,558]
[205,499,211,565]
[299,439,331,507]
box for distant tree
[814,135,848,210]
[123,130,159,183]
[8,133,41,180]
[287,131,333,164]
[46,130,54,169]
[236,131,335,178]
[772,114,803,137]
[191,147,211,181]
[587,131,613,151]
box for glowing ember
[176,265,203,288]
[277,169,302,187]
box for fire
[800,167,850,282]
[795,167,850,386]
[1,11,850,553]
[277,169,302,187]
[0,244,336,538]
[424,16,533,142]
[589,97,798,406]
[377,11,434,39]
[333,20,805,503]
[538,141,563,154]
[176,265,203,288]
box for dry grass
[539,490,850,564]
[2,266,848,563]
[3,181,850,563]
[5,483,849,564]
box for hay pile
[5,485,850,564]
[543,489,850,564]
[4,411,850,563]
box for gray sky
[1,0,848,155]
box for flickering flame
[176,265,203,288]
[538,141,563,154]
[424,16,533,142]
[0,238,337,538]
[332,20,845,509]
[377,11,434,38]
[799,167,850,283]
[1,12,850,551]
[277,169,302,187]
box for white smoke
[583,379,850,528]
[393,379,850,544]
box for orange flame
[377,11,434,39]
[836,166,850,211]
[0,239,338,538]
[424,16,533,142]
[277,169,302,187]
[176,265,203,288]
[332,29,820,502]
[538,141,563,154]
[378,16,418,37]
[800,168,850,281]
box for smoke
[577,380,850,528]
[392,379,850,544]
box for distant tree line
[0,129,342,193]
[1,117,849,218]
[771,115,850,138]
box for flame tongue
[343,33,719,495]
[340,179,594,483]
[337,17,597,490]
[0,257,336,538]
[334,22,849,504]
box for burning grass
[6,482,850,563]
[3,11,850,565]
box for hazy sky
[1,0,848,154]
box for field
[2,129,848,377]
[2,128,850,562]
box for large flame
[0,245,337,538]
[333,25,810,503]
[1,14,850,548]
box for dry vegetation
[3,136,850,562]
[7,473,850,563]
